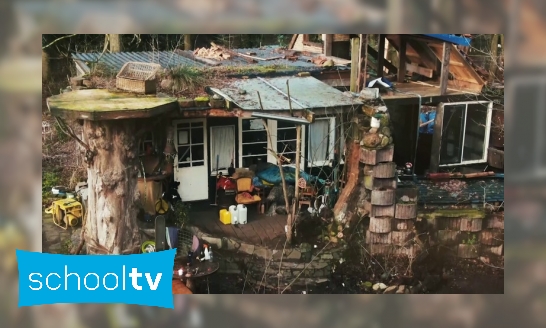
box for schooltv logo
[16,249,176,308]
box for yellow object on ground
[45,198,83,230]
[219,209,231,225]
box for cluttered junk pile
[214,161,331,225]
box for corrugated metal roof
[72,51,205,72]
[72,46,350,74]
[210,76,362,110]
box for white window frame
[438,101,493,167]
[238,118,274,168]
[139,131,154,155]
[307,117,336,167]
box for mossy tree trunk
[107,34,123,53]
[184,34,192,51]
[83,119,141,254]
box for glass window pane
[309,120,330,164]
[440,105,465,165]
[463,103,488,161]
[191,121,203,127]
[178,146,191,162]
[191,145,204,161]
[191,127,204,144]
[277,127,296,141]
[178,162,190,168]
[243,155,267,168]
[242,130,267,143]
[242,143,267,156]
[277,140,296,154]
[192,161,204,167]
[178,129,189,145]
[178,123,190,129]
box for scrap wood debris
[194,43,232,61]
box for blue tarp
[252,165,326,188]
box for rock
[362,134,382,148]
[396,285,406,294]
[380,127,391,137]
[239,243,255,255]
[321,253,334,260]
[380,136,390,147]
[372,283,381,291]
[376,106,388,113]
[362,106,375,117]
[160,78,173,90]
[369,127,379,134]
[384,285,398,294]
[359,88,379,99]
[329,237,338,243]
[323,59,334,67]
[379,283,387,290]
[286,250,302,260]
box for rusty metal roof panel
[210,76,362,110]
[72,51,205,73]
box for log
[393,219,414,231]
[83,119,141,254]
[369,217,392,233]
[366,243,394,255]
[481,244,503,256]
[364,175,397,191]
[372,162,396,178]
[360,145,394,165]
[485,212,504,229]
[395,203,417,219]
[333,141,363,223]
[437,230,460,246]
[437,217,462,231]
[366,230,392,244]
[395,245,417,258]
[460,218,483,232]
[371,188,395,205]
[391,231,413,246]
[457,244,480,259]
[370,204,395,218]
[480,228,504,246]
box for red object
[217,176,236,191]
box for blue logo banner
[16,249,176,308]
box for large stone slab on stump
[371,188,395,205]
[366,230,392,244]
[370,204,395,218]
[372,162,396,178]
[480,229,504,246]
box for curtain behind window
[309,120,329,165]
[211,125,235,171]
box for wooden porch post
[377,34,385,78]
[397,36,407,83]
[324,34,333,56]
[350,37,360,92]
[440,42,451,95]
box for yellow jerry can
[219,209,231,225]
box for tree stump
[366,230,392,244]
[460,218,483,232]
[370,204,395,218]
[364,175,397,190]
[485,212,504,229]
[480,229,504,246]
[366,243,394,255]
[371,188,395,205]
[481,244,503,256]
[437,230,460,246]
[457,244,480,259]
[393,219,414,231]
[359,145,394,165]
[334,141,364,223]
[395,203,417,219]
[391,231,413,246]
[47,89,179,254]
[371,162,396,178]
[369,217,392,233]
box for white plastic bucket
[229,205,238,224]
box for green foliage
[60,238,73,255]
[42,171,60,192]
[173,202,191,229]
[462,234,478,245]
[166,66,206,93]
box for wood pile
[194,44,232,61]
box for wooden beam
[405,38,438,71]
[377,34,385,77]
[288,34,298,49]
[367,44,397,74]
[406,63,433,78]
[350,37,360,92]
[397,36,407,83]
[440,42,451,95]
[429,103,445,173]
[357,34,367,92]
[324,34,333,56]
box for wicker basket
[116,62,161,94]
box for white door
[174,119,208,201]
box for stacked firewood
[194,43,232,61]
[358,98,420,258]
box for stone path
[42,212,74,253]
